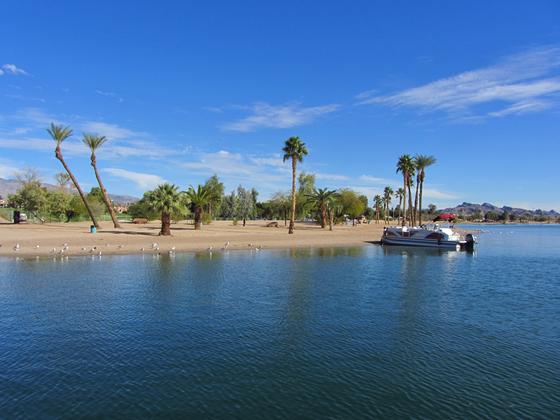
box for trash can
[13,210,20,224]
[90,225,97,233]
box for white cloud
[0,162,20,178]
[104,168,166,190]
[95,90,124,102]
[80,121,141,139]
[360,45,560,119]
[315,172,349,181]
[421,188,459,200]
[223,102,339,132]
[0,64,28,76]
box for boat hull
[381,237,464,249]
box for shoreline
[0,220,386,258]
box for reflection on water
[1,227,560,418]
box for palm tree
[146,183,184,235]
[282,136,308,234]
[48,123,99,229]
[185,185,211,230]
[383,186,393,224]
[82,134,121,229]
[305,188,336,228]
[396,154,415,226]
[414,154,437,225]
[374,195,383,224]
[395,188,404,225]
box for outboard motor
[465,233,476,252]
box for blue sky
[1,1,560,209]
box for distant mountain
[0,178,138,205]
[442,202,559,217]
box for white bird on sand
[222,241,230,250]
[170,246,176,252]
[207,245,214,252]
[117,245,124,249]
[51,247,57,253]
[151,243,159,249]
[13,243,20,251]
[248,243,252,248]
[140,247,145,252]
[81,247,87,251]
[63,242,68,247]
[35,245,40,249]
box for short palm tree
[396,154,415,226]
[414,154,437,225]
[185,185,211,230]
[282,136,308,234]
[305,187,336,228]
[48,123,99,228]
[146,183,184,235]
[383,186,393,224]
[82,133,121,229]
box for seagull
[117,245,124,249]
[207,245,214,252]
[51,247,57,254]
[151,242,159,249]
[13,243,20,251]
[248,243,252,248]
[224,241,230,249]
[140,247,145,252]
[81,247,87,251]
[63,242,68,247]
[35,245,40,249]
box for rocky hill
[0,178,138,205]
[442,202,559,217]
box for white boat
[381,224,476,250]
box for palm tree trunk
[413,175,420,226]
[91,158,121,229]
[407,180,414,227]
[161,211,171,235]
[419,175,424,226]
[288,157,297,234]
[56,149,99,228]
[320,204,326,228]
[328,207,333,231]
[194,207,202,230]
[402,178,407,227]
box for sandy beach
[0,220,388,257]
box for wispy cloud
[80,121,141,139]
[0,64,29,76]
[104,168,166,190]
[359,45,560,119]
[223,102,339,132]
[0,161,20,178]
[95,90,124,103]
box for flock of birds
[3,240,263,258]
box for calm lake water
[1,225,560,418]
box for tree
[305,188,336,228]
[8,180,48,221]
[185,185,211,230]
[414,154,437,225]
[236,186,255,226]
[337,189,366,224]
[396,154,415,226]
[269,191,291,225]
[383,186,393,224]
[55,172,71,190]
[373,194,382,223]
[146,183,185,235]
[203,175,225,218]
[282,136,308,234]
[48,123,99,228]
[395,188,404,224]
[428,204,437,215]
[82,133,121,228]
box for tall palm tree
[146,183,184,236]
[185,185,211,230]
[395,188,404,224]
[305,188,336,228]
[383,186,393,224]
[374,194,383,224]
[414,154,437,225]
[82,134,121,229]
[48,123,99,229]
[396,154,415,226]
[282,136,308,234]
